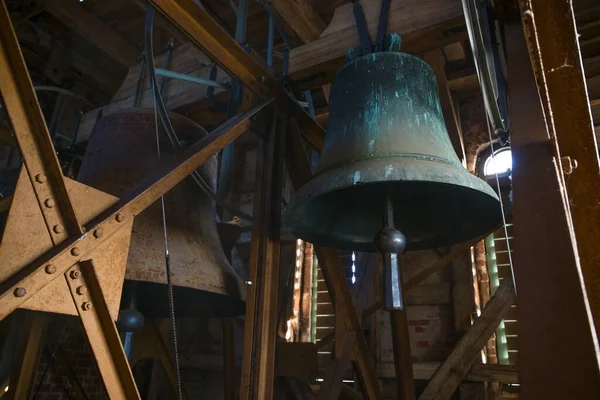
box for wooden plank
[443,42,466,62]
[452,250,475,334]
[268,0,327,42]
[377,361,519,384]
[423,49,465,161]
[288,0,466,88]
[316,332,355,400]
[45,0,139,67]
[418,280,515,400]
[405,283,451,305]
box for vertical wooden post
[223,319,236,400]
[239,105,286,400]
[506,22,600,398]
[390,310,415,400]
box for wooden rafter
[419,280,516,400]
[45,0,140,67]
[267,0,326,42]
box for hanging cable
[486,133,517,294]
[147,7,183,399]
[144,7,253,222]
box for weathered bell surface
[78,109,246,317]
[284,45,501,252]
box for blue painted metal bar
[155,68,228,89]
[352,1,372,55]
[267,12,275,68]
[304,90,316,119]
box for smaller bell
[79,109,246,318]
[284,35,501,252]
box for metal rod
[352,1,372,55]
[154,67,228,89]
[375,190,405,310]
[133,53,147,107]
[374,0,390,52]
[267,12,275,68]
[304,90,316,119]
[159,39,175,96]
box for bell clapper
[374,189,406,311]
[117,282,145,361]
[374,189,416,399]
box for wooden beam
[418,280,515,400]
[45,0,139,67]
[286,119,382,399]
[423,49,465,161]
[267,0,327,42]
[390,310,415,400]
[377,362,519,384]
[239,107,286,400]
[317,332,355,400]
[506,19,600,398]
[288,0,466,89]
[523,0,600,346]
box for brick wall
[460,95,491,174]
[32,314,106,400]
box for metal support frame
[0,0,328,397]
[0,1,272,391]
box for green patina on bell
[284,34,501,252]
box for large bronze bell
[78,109,245,318]
[284,43,501,252]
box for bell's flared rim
[283,156,502,252]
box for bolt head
[45,264,57,274]
[116,213,125,222]
[44,199,55,208]
[93,228,103,238]
[70,247,81,257]
[53,224,64,234]
[14,287,26,297]
[81,302,92,311]
[76,286,87,295]
[35,174,47,183]
[70,270,81,279]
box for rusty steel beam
[506,22,600,398]
[147,0,325,151]
[239,106,286,400]
[0,101,270,320]
[65,261,139,399]
[0,0,82,242]
[519,0,600,344]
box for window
[483,147,512,176]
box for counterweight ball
[374,228,407,255]
[117,307,145,333]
